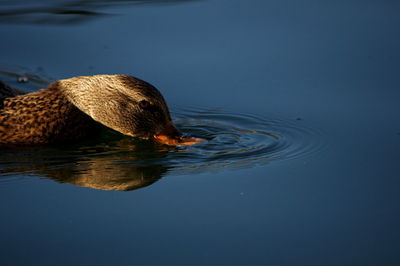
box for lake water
[1,1,400,265]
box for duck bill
[153,124,204,146]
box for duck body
[0,86,99,144]
[0,74,189,145]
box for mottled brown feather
[0,87,99,144]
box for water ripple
[171,107,322,169]
[0,107,323,191]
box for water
[0,105,321,191]
[1,1,400,265]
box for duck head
[56,74,200,145]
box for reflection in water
[0,137,171,191]
[0,107,322,191]
[0,0,199,25]
[1,157,167,191]
[61,160,166,191]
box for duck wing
[0,87,101,144]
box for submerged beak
[153,123,204,146]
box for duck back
[0,87,100,144]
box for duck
[0,74,201,145]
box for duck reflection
[0,136,173,191]
[50,158,168,191]
[0,0,199,25]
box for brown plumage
[0,74,185,145]
[0,85,101,144]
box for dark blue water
[1,1,400,265]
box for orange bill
[153,135,204,146]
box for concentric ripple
[0,107,323,191]
[169,107,323,172]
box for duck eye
[138,100,150,109]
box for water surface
[1,1,400,265]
